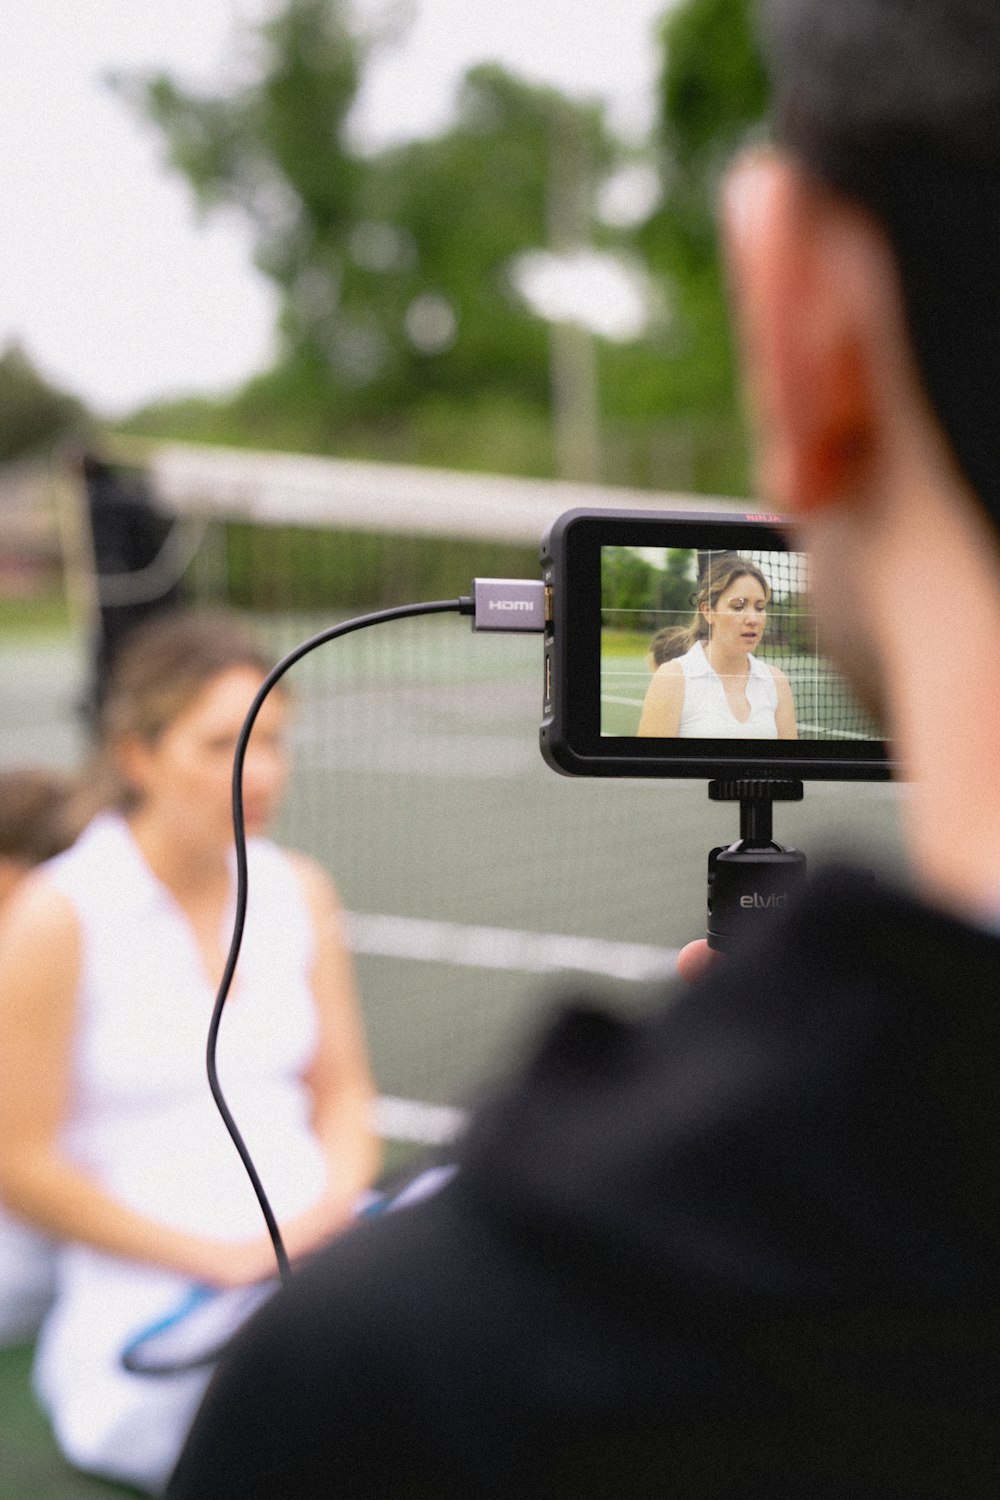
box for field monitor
[540,507,892,783]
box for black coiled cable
[206,597,472,1286]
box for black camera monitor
[540,508,892,781]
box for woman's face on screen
[702,573,768,655]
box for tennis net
[36,444,894,1151]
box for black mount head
[706,778,807,951]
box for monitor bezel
[540,508,894,781]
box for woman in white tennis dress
[638,555,798,739]
[0,612,380,1493]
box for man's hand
[676,940,724,985]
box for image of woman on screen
[637,556,798,739]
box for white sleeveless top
[44,813,327,1236]
[677,640,779,739]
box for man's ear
[722,151,882,517]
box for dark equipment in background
[79,452,183,723]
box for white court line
[356,917,678,1145]
[373,1095,467,1145]
[345,911,679,983]
[793,722,870,741]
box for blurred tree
[119,1,618,471]
[127,0,365,408]
[602,545,697,624]
[0,343,91,462]
[601,547,657,615]
[352,70,613,410]
[660,0,769,188]
[603,0,769,493]
[117,0,772,495]
[656,547,698,616]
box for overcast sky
[2,0,670,417]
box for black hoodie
[169,866,1000,1500]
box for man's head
[758,0,1000,528]
[720,0,1000,725]
[720,1,1000,904]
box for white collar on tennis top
[686,640,767,679]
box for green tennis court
[0,1342,136,1498]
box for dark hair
[82,610,276,816]
[0,769,77,864]
[756,0,1000,525]
[648,555,770,665]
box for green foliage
[661,546,700,613]
[138,0,364,236]
[598,628,656,658]
[0,344,91,462]
[113,0,772,498]
[648,0,769,287]
[342,65,609,414]
[0,593,72,638]
[629,0,770,490]
[219,521,540,611]
[660,0,769,179]
[601,547,655,616]
[119,386,558,479]
[121,9,617,438]
[602,546,697,630]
